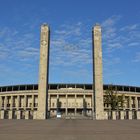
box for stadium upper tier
[0,84,140,93]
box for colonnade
[0,93,140,120]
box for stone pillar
[137,111,140,119]
[37,24,50,119]
[138,98,140,109]
[9,110,13,119]
[17,110,21,119]
[31,95,34,111]
[75,94,77,116]
[66,94,68,116]
[135,97,138,110]
[25,111,29,119]
[120,111,124,120]
[104,111,108,120]
[56,94,59,115]
[24,95,27,110]
[33,111,37,119]
[112,111,116,120]
[17,95,20,110]
[0,96,2,110]
[4,96,7,110]
[92,24,104,120]
[48,94,50,112]
[0,110,4,119]
[129,111,132,120]
[10,96,13,110]
[129,96,132,110]
[122,95,125,110]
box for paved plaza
[0,120,140,140]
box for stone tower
[37,24,50,119]
[92,24,104,120]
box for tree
[83,98,87,116]
[57,98,61,113]
[104,85,125,111]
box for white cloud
[133,52,140,62]
[102,16,121,40]
[101,15,140,81]
[17,47,39,60]
[101,15,140,54]
[1,17,140,84]
[0,27,38,62]
[120,24,139,31]
[128,42,140,47]
[54,22,82,38]
[103,57,120,66]
[50,22,92,68]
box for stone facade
[0,84,140,119]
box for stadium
[0,24,140,120]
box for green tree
[104,85,125,110]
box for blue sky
[0,0,140,86]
